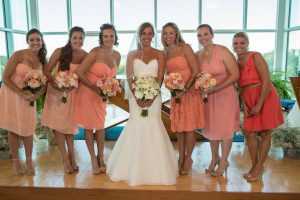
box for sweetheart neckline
[133,58,157,65]
[94,62,117,70]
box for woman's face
[232,36,248,55]
[140,26,154,47]
[163,26,176,46]
[70,31,84,50]
[197,27,213,48]
[27,33,43,52]
[102,28,115,48]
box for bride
[106,22,178,186]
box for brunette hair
[26,28,47,65]
[98,23,119,46]
[58,26,85,71]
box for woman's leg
[181,131,195,173]
[177,132,186,172]
[205,140,220,172]
[65,134,78,170]
[95,129,105,172]
[211,138,232,176]
[54,130,72,173]
[23,134,35,175]
[243,131,259,177]
[84,129,100,173]
[8,131,23,176]
[247,130,271,181]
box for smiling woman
[73,23,121,174]
[0,28,47,176]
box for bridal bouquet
[23,70,47,106]
[194,71,217,103]
[132,75,160,117]
[96,77,122,103]
[164,72,185,103]
[54,71,78,103]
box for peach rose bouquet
[23,70,47,106]
[195,71,217,102]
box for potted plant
[0,128,10,159]
[270,71,293,100]
[272,124,300,159]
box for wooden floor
[0,139,300,200]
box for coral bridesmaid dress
[165,56,205,132]
[74,62,117,130]
[238,52,284,131]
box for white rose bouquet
[132,75,160,117]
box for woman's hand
[135,99,146,107]
[19,90,34,101]
[176,90,186,99]
[143,98,155,108]
[49,80,62,91]
[242,103,251,118]
[250,103,262,116]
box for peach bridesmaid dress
[238,52,284,131]
[198,45,240,140]
[165,56,205,132]
[0,64,40,136]
[42,63,79,134]
[73,62,117,130]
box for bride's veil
[121,22,161,99]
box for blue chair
[281,100,296,111]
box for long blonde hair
[161,22,185,52]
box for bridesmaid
[161,22,205,175]
[74,24,121,174]
[196,24,240,177]
[232,32,284,181]
[0,29,47,176]
[42,26,87,174]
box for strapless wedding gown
[106,59,178,186]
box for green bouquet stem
[141,109,148,117]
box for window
[71,0,110,31]
[202,0,243,30]
[0,0,4,27]
[43,35,68,57]
[116,33,135,66]
[247,0,277,29]
[0,32,7,81]
[114,0,154,30]
[290,0,300,27]
[13,33,27,51]
[286,31,300,76]
[182,33,199,52]
[213,33,235,53]
[157,0,198,30]
[38,0,68,32]
[11,0,27,30]
[247,32,276,69]
[83,36,99,52]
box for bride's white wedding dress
[106,59,178,186]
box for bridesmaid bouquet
[96,77,122,103]
[54,71,79,103]
[132,75,160,117]
[164,72,185,103]
[195,71,217,103]
[23,70,47,106]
